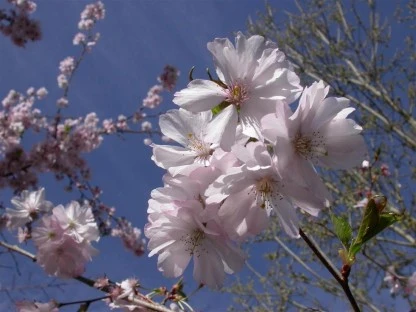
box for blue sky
[0,1,299,311]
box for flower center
[293,132,327,163]
[187,133,212,165]
[68,220,77,230]
[181,229,206,257]
[225,81,249,106]
[47,231,56,240]
[253,176,283,214]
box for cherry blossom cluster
[145,32,368,288]
[6,188,99,278]
[140,65,180,146]
[72,1,104,49]
[0,0,40,47]
[0,1,148,257]
[143,66,180,110]
[0,2,179,311]
[0,86,106,192]
[111,217,146,257]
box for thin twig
[299,228,360,312]
[0,241,174,312]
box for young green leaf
[348,197,401,260]
[330,214,352,249]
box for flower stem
[299,228,360,312]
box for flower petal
[173,79,227,112]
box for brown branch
[0,241,174,312]
[299,228,360,312]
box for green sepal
[211,101,230,115]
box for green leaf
[330,214,352,249]
[348,198,401,259]
[355,198,380,245]
[362,212,401,242]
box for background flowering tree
[225,1,416,311]
[0,1,414,312]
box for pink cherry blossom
[73,32,86,45]
[152,109,222,176]
[117,278,139,300]
[206,142,326,238]
[145,206,245,289]
[111,219,145,256]
[174,32,302,149]
[78,1,105,30]
[32,205,98,278]
[59,57,75,75]
[6,188,53,228]
[36,87,48,100]
[32,214,65,248]
[262,80,366,201]
[52,201,99,243]
[36,235,98,278]
[142,85,163,109]
[8,0,37,14]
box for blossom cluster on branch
[145,32,368,288]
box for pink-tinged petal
[261,103,294,143]
[280,156,332,211]
[232,141,271,170]
[168,163,204,177]
[252,69,302,104]
[308,96,350,130]
[275,139,296,174]
[292,81,328,123]
[286,183,327,217]
[173,79,227,112]
[207,38,235,83]
[205,168,252,198]
[252,49,286,84]
[193,240,225,288]
[218,190,252,236]
[213,238,246,274]
[152,145,196,169]
[159,109,194,146]
[240,98,277,139]
[205,105,238,151]
[146,233,175,256]
[271,198,300,238]
[320,118,363,137]
[157,242,191,278]
[219,189,268,240]
[320,134,367,169]
[235,32,266,79]
[334,107,355,119]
